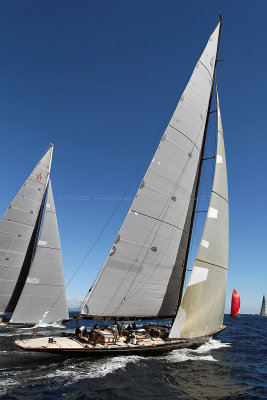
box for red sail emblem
[36,171,42,182]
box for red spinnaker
[230,289,240,316]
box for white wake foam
[193,338,231,353]
[33,321,65,329]
[160,338,231,363]
[46,355,142,383]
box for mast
[176,16,223,312]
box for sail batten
[0,146,53,313]
[81,22,221,319]
[169,86,228,338]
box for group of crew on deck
[75,321,137,342]
[75,320,171,345]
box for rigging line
[108,98,210,314]
[130,210,187,231]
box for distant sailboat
[260,295,267,317]
[230,289,240,317]
[0,144,68,326]
[16,17,229,355]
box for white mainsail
[81,22,221,319]
[0,145,53,314]
[169,87,228,338]
[260,295,267,317]
[10,180,68,324]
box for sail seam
[37,246,61,250]
[2,219,34,227]
[25,283,65,286]
[218,130,223,136]
[130,210,189,233]
[168,124,200,151]
[28,178,46,187]
[196,257,227,270]
[211,190,228,203]
[198,60,213,79]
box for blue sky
[0,0,266,313]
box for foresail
[10,180,68,324]
[170,87,228,338]
[0,146,53,313]
[260,295,267,316]
[81,22,221,319]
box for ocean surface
[0,314,266,400]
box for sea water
[0,314,266,399]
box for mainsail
[0,145,53,314]
[169,88,228,338]
[10,180,68,324]
[260,295,266,317]
[81,22,221,319]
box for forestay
[0,146,53,313]
[10,180,68,324]
[170,88,228,338]
[82,22,221,319]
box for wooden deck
[15,335,167,351]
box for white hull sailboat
[0,144,69,327]
[15,16,229,355]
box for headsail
[230,289,240,317]
[0,145,53,313]
[81,22,221,319]
[260,295,267,317]
[169,87,228,338]
[10,180,68,324]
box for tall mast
[176,16,223,311]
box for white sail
[10,180,68,324]
[0,145,53,313]
[260,295,267,317]
[170,87,228,338]
[81,22,221,319]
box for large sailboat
[260,295,267,317]
[15,17,229,355]
[0,144,69,326]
